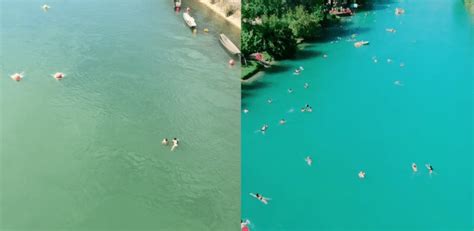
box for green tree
[286,5,325,38]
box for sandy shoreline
[197,0,241,29]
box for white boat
[219,33,241,56]
[183,12,197,29]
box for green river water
[1,0,240,230]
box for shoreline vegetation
[240,0,371,80]
[196,0,241,29]
[465,0,474,14]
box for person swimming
[425,164,434,174]
[394,80,403,86]
[387,58,392,63]
[293,69,301,75]
[260,124,269,133]
[299,66,304,71]
[288,88,293,93]
[386,28,396,33]
[304,83,309,89]
[162,138,169,145]
[323,54,328,58]
[42,4,50,11]
[243,108,249,113]
[412,163,418,172]
[53,72,65,80]
[279,119,286,125]
[251,193,270,204]
[301,104,312,112]
[358,171,366,179]
[241,219,251,231]
[10,72,23,82]
[267,98,272,104]
[305,156,312,166]
[171,138,179,151]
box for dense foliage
[241,0,330,59]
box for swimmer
[373,58,378,63]
[386,28,396,33]
[267,98,272,104]
[10,72,24,82]
[425,164,434,174]
[186,7,191,13]
[293,69,301,75]
[162,138,169,145]
[260,124,268,133]
[250,193,270,204]
[306,107,313,112]
[243,108,249,113]
[279,119,286,125]
[171,138,179,151]
[394,80,403,86]
[288,88,293,93]
[358,171,366,179]
[305,156,312,166]
[53,72,65,80]
[304,83,309,89]
[323,54,328,58]
[299,66,304,71]
[42,4,50,11]
[412,163,418,172]
[241,219,251,231]
[387,58,392,63]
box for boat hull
[219,34,241,56]
[183,12,197,29]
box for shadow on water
[262,64,293,74]
[242,81,272,100]
[292,49,322,61]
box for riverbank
[197,0,241,29]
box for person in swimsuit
[162,138,169,145]
[260,124,269,133]
[171,138,179,151]
[426,164,434,174]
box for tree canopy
[241,0,330,59]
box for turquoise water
[1,0,240,230]
[242,0,473,230]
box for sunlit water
[1,0,240,230]
[242,0,473,230]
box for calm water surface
[1,0,240,230]
[242,0,473,230]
